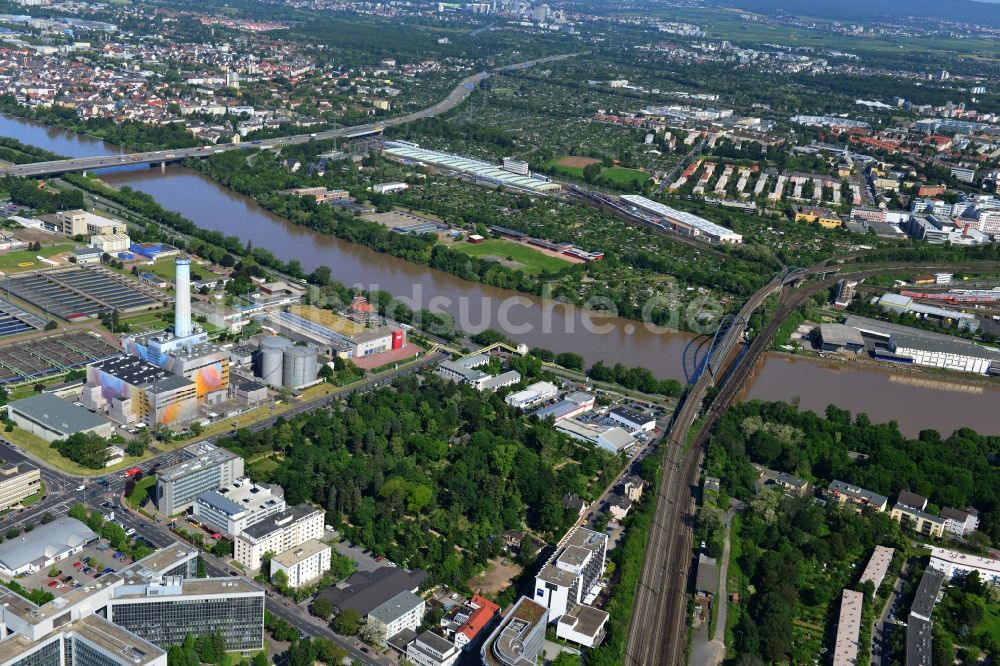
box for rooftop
[317,566,428,616]
[7,393,112,436]
[90,355,174,387]
[859,546,895,590]
[272,539,330,568]
[0,517,97,573]
[827,480,889,508]
[820,323,865,348]
[930,547,1000,575]
[844,315,1000,362]
[240,503,321,541]
[556,603,608,640]
[832,589,863,666]
[157,443,241,483]
[196,478,283,518]
[485,596,547,666]
[368,590,424,625]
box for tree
[333,608,362,636]
[359,618,387,646]
[272,568,289,589]
[68,503,88,521]
[40,512,54,524]
[311,597,333,619]
[552,653,582,666]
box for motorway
[0,52,583,179]
[624,258,1000,665]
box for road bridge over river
[0,53,583,179]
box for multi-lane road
[0,52,583,179]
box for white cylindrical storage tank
[258,336,292,387]
[282,345,318,389]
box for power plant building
[82,356,198,427]
[251,336,320,389]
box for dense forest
[220,373,620,590]
[707,401,1000,541]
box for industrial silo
[282,345,318,389]
[258,336,293,387]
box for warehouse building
[608,407,656,432]
[270,309,402,361]
[0,518,97,576]
[844,315,1000,375]
[6,393,114,442]
[533,391,595,421]
[620,195,743,244]
[383,143,561,193]
[819,323,865,353]
[556,418,636,454]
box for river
[1,113,997,436]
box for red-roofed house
[454,594,500,649]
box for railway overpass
[625,258,1000,666]
[0,53,583,179]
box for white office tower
[174,257,192,338]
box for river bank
[0,112,998,435]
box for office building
[270,539,331,588]
[832,589,863,666]
[437,356,521,392]
[502,157,530,176]
[234,503,325,571]
[0,518,97,576]
[534,527,607,622]
[825,480,888,512]
[0,462,40,511]
[504,381,558,409]
[54,210,127,237]
[91,233,131,253]
[0,539,262,664]
[907,215,989,245]
[620,195,743,244]
[407,630,460,666]
[480,596,548,666]
[928,547,1000,586]
[6,393,114,443]
[193,478,285,537]
[155,441,245,515]
[108,576,264,654]
[367,591,426,643]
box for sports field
[448,238,571,275]
[545,157,648,188]
[0,245,72,271]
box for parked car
[47,580,57,588]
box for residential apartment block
[825,480,888,513]
[480,596,548,666]
[367,591,426,643]
[233,503,325,571]
[270,539,331,588]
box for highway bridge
[0,52,583,179]
[625,257,1000,666]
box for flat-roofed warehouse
[819,323,865,352]
[0,517,98,576]
[619,194,744,244]
[6,393,114,442]
[383,142,562,193]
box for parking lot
[16,539,133,598]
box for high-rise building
[155,441,245,515]
[533,527,607,622]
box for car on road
[47,580,57,588]
[125,528,136,537]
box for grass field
[0,245,72,271]
[142,257,223,282]
[4,427,143,476]
[447,238,571,275]
[544,159,649,189]
[127,476,156,509]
